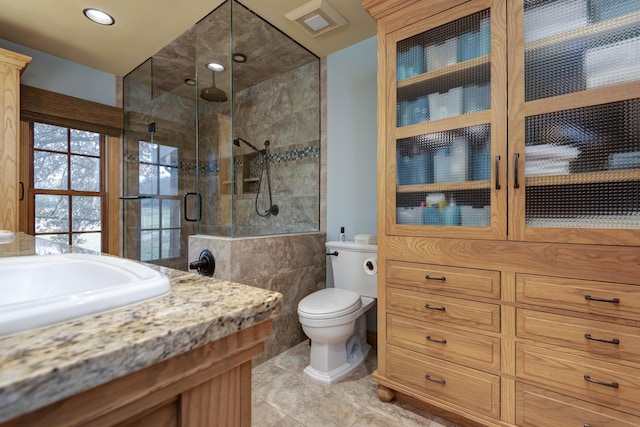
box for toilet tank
[326,241,377,298]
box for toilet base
[303,340,371,385]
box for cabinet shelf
[397,180,490,193]
[526,168,640,187]
[525,11,640,55]
[397,56,490,96]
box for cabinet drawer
[386,287,500,332]
[386,345,500,419]
[387,314,500,371]
[516,383,640,427]
[516,343,640,416]
[517,308,640,363]
[386,261,500,299]
[516,274,640,321]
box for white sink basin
[0,253,170,337]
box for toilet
[297,240,377,384]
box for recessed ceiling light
[83,8,115,26]
[232,53,247,63]
[206,62,225,72]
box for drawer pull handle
[426,336,447,344]
[584,295,620,304]
[424,374,446,384]
[425,275,446,281]
[584,333,620,345]
[495,155,501,190]
[583,375,619,388]
[424,304,446,311]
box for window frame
[28,122,108,253]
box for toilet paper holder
[364,257,377,275]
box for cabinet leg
[376,385,395,402]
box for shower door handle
[184,192,201,222]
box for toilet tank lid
[325,241,377,252]
[298,288,361,318]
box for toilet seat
[298,288,361,320]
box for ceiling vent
[285,0,348,37]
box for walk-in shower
[122,0,321,270]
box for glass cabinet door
[509,0,640,245]
[388,0,507,240]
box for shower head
[200,70,227,102]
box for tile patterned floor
[252,342,462,427]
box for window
[138,141,180,261]
[31,123,105,252]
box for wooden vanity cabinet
[0,320,272,427]
[363,0,640,425]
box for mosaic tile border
[127,145,320,176]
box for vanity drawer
[387,313,500,371]
[386,261,500,299]
[386,287,500,332]
[516,274,640,321]
[516,343,640,416]
[516,308,640,363]
[516,383,640,427]
[386,345,500,419]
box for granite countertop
[0,233,283,423]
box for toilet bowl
[297,240,377,384]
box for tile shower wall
[198,60,320,237]
[189,232,326,364]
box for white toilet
[297,240,377,384]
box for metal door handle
[585,295,620,304]
[584,375,619,388]
[513,153,520,189]
[426,336,447,344]
[184,192,201,222]
[584,333,620,345]
[424,374,446,384]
